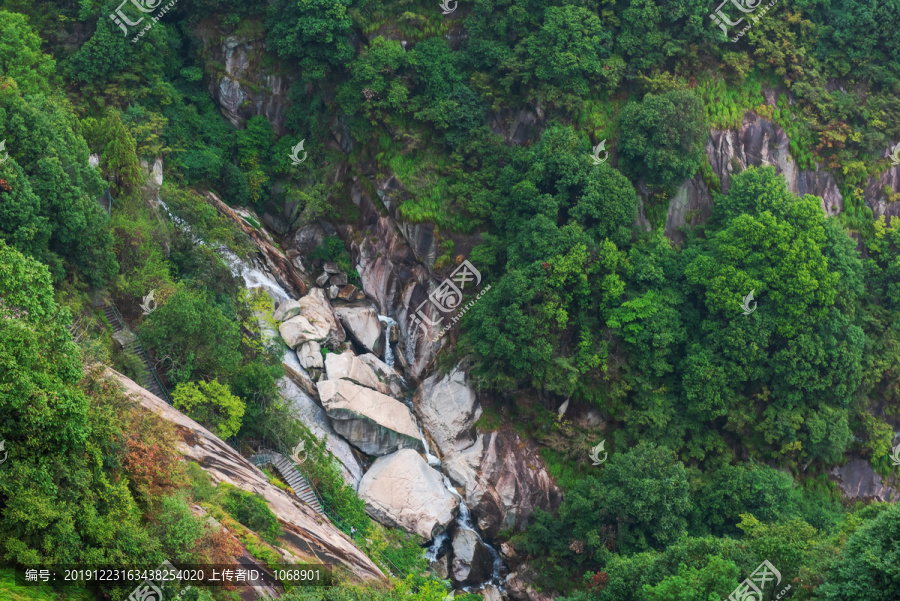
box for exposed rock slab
[317,379,423,456]
[829,459,899,502]
[451,529,494,586]
[297,341,324,370]
[333,304,383,355]
[279,288,346,348]
[274,299,303,322]
[325,352,392,396]
[865,144,900,223]
[444,427,562,539]
[357,449,459,538]
[109,368,382,581]
[414,365,482,457]
[357,353,405,398]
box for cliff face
[110,368,386,583]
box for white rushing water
[377,315,398,368]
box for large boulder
[297,341,324,370]
[829,459,899,502]
[415,365,481,457]
[317,380,423,456]
[274,299,303,322]
[334,304,383,355]
[358,353,405,398]
[451,529,494,586]
[357,449,459,538]
[444,427,562,539]
[278,288,346,349]
[325,352,392,396]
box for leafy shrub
[172,379,246,439]
[222,487,282,544]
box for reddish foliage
[588,572,609,591]
[122,436,179,495]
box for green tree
[172,379,246,439]
[617,90,706,188]
[266,0,355,80]
[102,110,142,193]
[0,10,56,93]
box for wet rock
[317,379,424,456]
[444,427,563,538]
[357,449,459,538]
[829,458,899,502]
[451,529,493,586]
[325,352,392,396]
[316,273,331,287]
[430,554,449,580]
[297,341,324,370]
[334,304,383,355]
[415,364,481,457]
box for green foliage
[222,487,282,544]
[0,11,56,93]
[617,90,707,188]
[266,0,355,80]
[172,379,246,439]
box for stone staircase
[101,303,170,402]
[250,450,324,515]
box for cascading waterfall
[377,315,398,368]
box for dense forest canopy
[1,0,900,600]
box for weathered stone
[444,427,562,539]
[829,459,899,502]
[357,449,459,538]
[480,585,503,601]
[262,212,289,235]
[338,284,358,300]
[334,305,383,355]
[430,554,449,580]
[111,368,382,580]
[451,529,493,586]
[279,315,321,349]
[506,571,554,601]
[325,352,392,396]
[415,364,481,457]
[357,353,405,398]
[291,287,346,346]
[328,285,340,299]
[317,379,423,456]
[324,262,342,274]
[292,223,326,256]
[330,273,349,287]
[316,272,330,287]
[297,341,324,370]
[274,299,303,322]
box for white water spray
[377,315,397,368]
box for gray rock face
[203,34,289,134]
[829,459,899,502]
[325,352,392,396]
[293,223,327,257]
[444,428,563,539]
[111,368,382,581]
[664,176,713,244]
[415,365,482,457]
[278,288,346,349]
[865,144,900,223]
[451,529,494,586]
[317,379,423,456]
[334,304,384,355]
[274,299,303,322]
[297,341,324,370]
[357,449,459,538]
[357,353,405,398]
[488,104,546,146]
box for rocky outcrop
[274,299,303,322]
[451,529,494,586]
[864,145,900,223]
[110,368,382,581]
[205,191,308,298]
[829,459,899,502]
[664,176,713,244]
[297,341,324,370]
[334,304,383,356]
[414,365,481,457]
[278,376,364,489]
[444,427,563,539]
[488,104,546,146]
[357,449,459,539]
[358,353,405,399]
[325,352,392,396]
[139,157,164,203]
[199,31,290,135]
[279,288,346,349]
[317,379,424,456]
